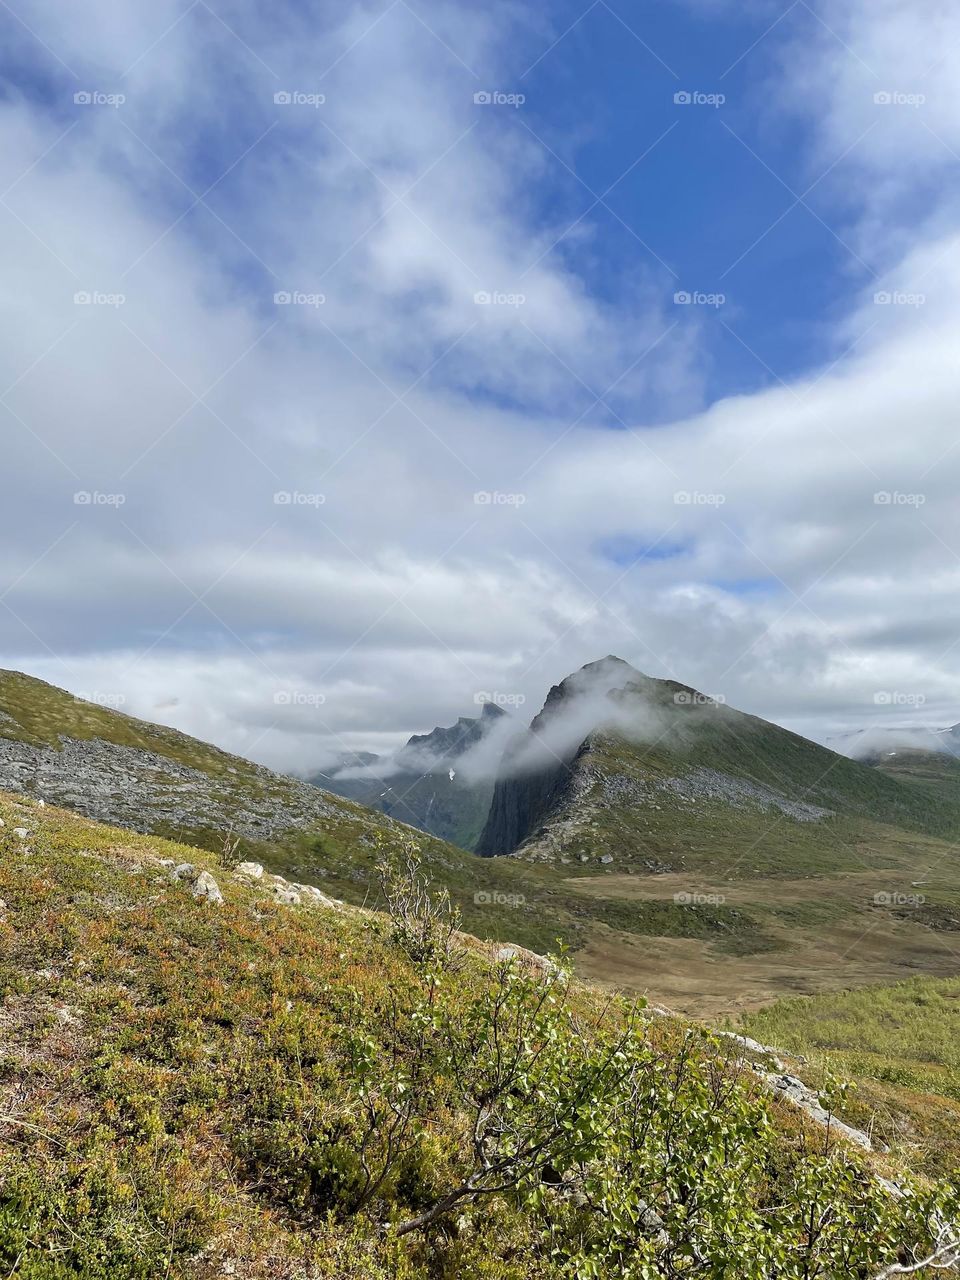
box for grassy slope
[0,672,577,954]
[6,670,960,1021]
[0,670,267,781]
[867,749,960,807]
[575,702,960,875]
[0,794,946,1279]
[741,976,960,1180]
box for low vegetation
[7,668,960,1022]
[2,793,959,1277]
[742,976,960,1181]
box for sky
[1,0,959,772]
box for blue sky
[1,0,960,768]
[512,0,855,397]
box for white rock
[233,861,264,880]
[295,883,339,906]
[764,1071,872,1150]
[191,870,224,904]
[13,828,29,839]
[37,799,45,808]
[495,944,557,973]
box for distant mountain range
[827,723,960,761]
[311,701,510,849]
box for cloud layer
[2,0,960,772]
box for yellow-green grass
[741,976,960,1178]
[0,792,950,1279]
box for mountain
[828,724,960,806]
[0,670,549,949]
[1,792,954,1279]
[828,723,960,761]
[478,656,960,869]
[313,701,509,849]
[8,664,960,1020]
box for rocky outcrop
[191,870,224,904]
[477,658,636,856]
[0,734,340,842]
[234,861,264,879]
[764,1071,873,1150]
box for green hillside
[865,748,960,808]
[742,975,960,1181]
[0,670,566,954]
[1,794,958,1279]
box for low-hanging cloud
[2,0,960,775]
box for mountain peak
[404,701,510,761]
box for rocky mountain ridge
[313,700,509,849]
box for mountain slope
[478,656,960,871]
[314,702,508,850]
[1,793,956,1279]
[7,666,960,1019]
[0,671,552,951]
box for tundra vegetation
[1,800,958,1278]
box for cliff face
[476,657,637,856]
[316,702,509,850]
[474,746,578,856]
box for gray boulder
[191,870,224,904]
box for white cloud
[2,0,960,771]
